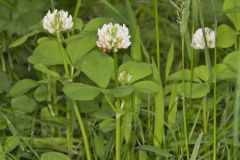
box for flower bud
[118,70,133,86]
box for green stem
[210,0,217,159]
[0,51,6,72]
[113,52,121,160]
[47,75,52,102]
[234,71,240,146]
[190,21,195,108]
[147,94,151,138]
[104,95,117,113]
[181,38,190,160]
[198,0,213,82]
[52,78,58,115]
[8,51,15,82]
[113,52,119,87]
[47,76,55,136]
[56,32,69,77]
[189,52,194,107]
[202,96,207,133]
[154,0,160,69]
[30,111,37,145]
[67,101,72,157]
[70,65,74,80]
[8,51,13,69]
[73,0,82,32]
[116,111,121,160]
[73,101,91,160]
[213,49,217,160]
[50,0,55,11]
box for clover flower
[96,23,131,53]
[43,9,73,34]
[118,70,133,86]
[191,27,215,49]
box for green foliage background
[0,0,240,159]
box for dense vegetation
[0,0,239,159]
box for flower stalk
[73,101,91,160]
[114,52,121,160]
[56,32,70,78]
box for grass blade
[190,132,203,160]
[100,0,128,24]
[125,0,137,30]
[152,60,165,147]
[131,26,142,61]
[165,42,175,78]
[138,145,172,158]
[154,0,160,69]
[168,83,178,127]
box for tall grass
[154,0,160,69]
[209,0,218,159]
[73,0,82,32]
[153,0,165,151]
[179,0,191,159]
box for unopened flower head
[43,9,73,34]
[118,70,133,86]
[191,27,215,50]
[96,23,131,53]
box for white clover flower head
[118,70,133,86]
[191,27,215,50]
[96,23,131,53]
[43,9,73,34]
